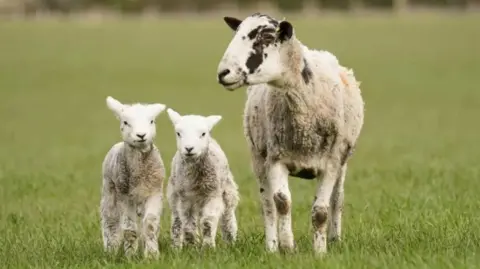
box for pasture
[0,12,479,268]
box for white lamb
[216,13,364,255]
[100,96,167,258]
[165,108,239,248]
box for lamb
[216,13,364,255]
[165,108,239,248]
[100,96,167,259]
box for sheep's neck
[124,142,153,161]
[269,39,311,113]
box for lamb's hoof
[144,250,159,260]
[279,241,297,254]
[266,240,279,253]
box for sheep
[165,108,239,249]
[216,13,364,255]
[100,96,167,259]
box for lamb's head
[167,108,222,159]
[217,12,295,90]
[106,96,166,149]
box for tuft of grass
[0,12,479,269]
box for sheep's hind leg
[269,162,295,252]
[142,192,162,259]
[328,164,346,242]
[200,196,224,248]
[312,160,340,256]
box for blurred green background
[0,2,479,268]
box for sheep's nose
[136,133,146,139]
[217,69,230,85]
[185,147,194,153]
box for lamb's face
[217,13,294,90]
[167,108,222,159]
[106,96,166,149]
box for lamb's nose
[185,147,194,153]
[136,133,146,139]
[217,69,230,84]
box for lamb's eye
[150,120,154,124]
[123,121,128,126]
[176,132,181,137]
[201,132,206,137]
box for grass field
[1,12,480,269]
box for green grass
[1,12,480,269]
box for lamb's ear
[224,16,242,31]
[277,20,293,42]
[206,115,222,130]
[149,103,166,118]
[167,108,182,125]
[106,96,124,117]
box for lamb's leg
[269,162,295,251]
[119,197,139,257]
[220,188,238,244]
[200,197,225,248]
[328,164,346,242]
[180,199,199,246]
[253,157,278,252]
[169,195,183,248]
[142,192,162,259]
[100,185,121,253]
[312,161,340,255]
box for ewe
[166,108,239,248]
[216,13,364,255]
[100,96,166,259]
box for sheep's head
[217,13,294,90]
[106,96,166,150]
[167,108,222,159]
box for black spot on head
[246,45,263,74]
[301,58,313,84]
[247,26,262,40]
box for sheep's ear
[206,115,222,130]
[106,96,124,117]
[167,108,182,125]
[224,16,242,31]
[149,103,166,118]
[277,20,293,42]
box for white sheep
[216,13,364,255]
[165,108,239,248]
[100,96,167,259]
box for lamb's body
[167,138,239,248]
[101,142,165,257]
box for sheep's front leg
[180,199,199,246]
[142,192,162,259]
[100,186,122,254]
[269,162,295,252]
[119,197,139,257]
[312,161,340,255]
[200,197,224,248]
[328,164,346,242]
[253,157,278,252]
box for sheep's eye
[176,132,181,137]
[261,33,275,43]
[201,132,206,137]
[150,120,154,124]
[123,121,128,126]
